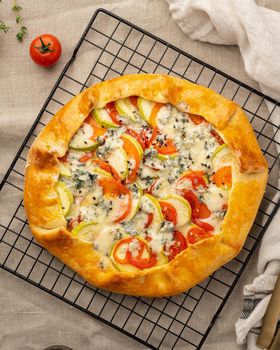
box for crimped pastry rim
[24,74,268,297]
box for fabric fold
[166,0,280,348]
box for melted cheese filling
[58,98,234,270]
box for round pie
[24,74,268,297]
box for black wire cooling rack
[0,9,279,350]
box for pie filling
[57,97,233,271]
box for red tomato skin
[126,129,146,150]
[149,127,177,155]
[193,219,214,232]
[159,201,177,225]
[144,213,154,228]
[189,114,205,125]
[187,227,213,245]
[129,96,138,108]
[106,102,122,125]
[113,237,145,265]
[211,129,224,145]
[178,171,207,190]
[181,189,211,220]
[126,251,157,269]
[79,152,93,163]
[30,34,62,67]
[97,179,132,222]
[166,230,187,261]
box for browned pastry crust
[24,74,268,297]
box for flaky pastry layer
[24,74,268,296]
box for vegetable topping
[57,96,233,271]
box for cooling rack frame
[0,8,279,350]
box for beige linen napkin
[166,0,280,348]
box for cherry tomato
[213,166,232,189]
[159,201,177,225]
[166,230,188,261]
[30,34,62,67]
[187,227,213,245]
[106,102,122,125]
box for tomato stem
[34,37,55,53]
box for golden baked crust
[24,74,268,297]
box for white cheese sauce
[58,98,233,267]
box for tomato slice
[166,230,188,262]
[98,178,130,197]
[126,129,146,150]
[106,102,122,125]
[59,153,68,163]
[146,179,160,194]
[129,96,138,108]
[67,214,82,231]
[121,135,141,183]
[197,203,211,219]
[140,127,157,148]
[213,166,232,189]
[177,171,207,190]
[193,219,214,232]
[92,159,121,181]
[181,190,199,210]
[187,227,213,245]
[144,213,154,228]
[154,139,177,155]
[92,159,111,173]
[79,152,94,163]
[222,203,228,211]
[189,114,205,125]
[211,129,224,145]
[84,114,107,140]
[159,201,177,225]
[181,189,211,220]
[149,103,164,127]
[145,235,152,242]
[113,237,144,265]
[98,179,132,222]
[67,219,75,231]
[113,236,157,269]
[126,250,157,269]
[150,128,177,155]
